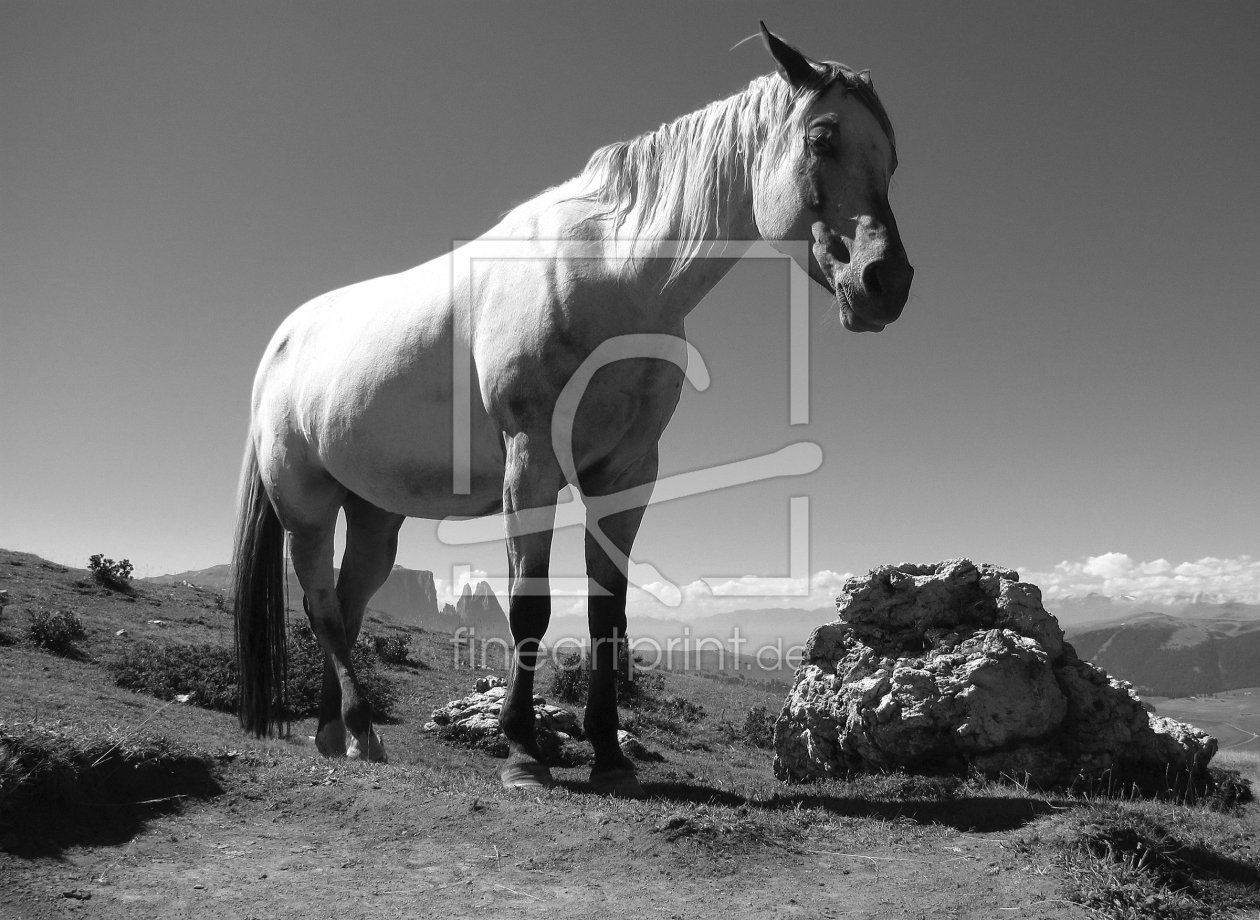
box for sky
[3,1,1258,618]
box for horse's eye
[807,132,835,156]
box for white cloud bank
[443,555,1260,619]
[1022,553,1260,605]
[628,569,853,619]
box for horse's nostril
[862,260,886,297]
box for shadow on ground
[628,780,1064,832]
[0,753,224,858]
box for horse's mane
[578,62,897,285]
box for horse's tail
[230,438,289,738]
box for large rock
[774,560,1217,788]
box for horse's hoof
[315,720,348,758]
[589,768,645,799]
[345,729,386,763]
[500,761,553,790]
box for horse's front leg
[583,451,657,799]
[498,433,561,789]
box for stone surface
[424,680,583,763]
[617,729,664,763]
[774,560,1217,788]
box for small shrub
[618,664,665,709]
[546,647,666,709]
[108,625,398,722]
[741,705,776,749]
[367,633,412,667]
[658,695,706,724]
[550,651,588,705]
[109,642,238,712]
[87,554,134,593]
[26,609,87,656]
[286,623,398,721]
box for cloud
[626,569,854,619]
[1023,554,1260,604]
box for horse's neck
[614,185,759,321]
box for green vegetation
[107,623,398,721]
[25,608,87,656]
[1037,795,1260,919]
[366,631,413,667]
[739,704,777,749]
[108,642,238,712]
[546,648,667,709]
[549,651,586,704]
[0,721,218,824]
[287,623,398,721]
[87,554,134,594]
[3,547,1259,919]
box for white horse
[231,24,912,797]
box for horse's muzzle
[853,256,913,326]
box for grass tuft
[1047,799,1260,919]
[0,721,220,824]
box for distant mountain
[147,563,507,637]
[1045,593,1260,629]
[150,564,233,591]
[1066,612,1260,698]
[446,581,510,639]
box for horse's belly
[321,400,506,520]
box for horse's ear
[759,22,820,90]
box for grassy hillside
[1150,689,1260,753]
[1068,614,1260,697]
[3,547,1259,920]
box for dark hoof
[589,768,645,799]
[500,761,553,790]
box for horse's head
[753,24,913,332]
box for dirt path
[2,751,1083,920]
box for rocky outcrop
[455,582,508,635]
[367,567,440,626]
[774,560,1217,788]
[423,677,584,763]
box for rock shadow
[628,779,1062,833]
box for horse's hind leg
[313,494,405,759]
[281,471,383,762]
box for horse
[230,23,912,798]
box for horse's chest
[566,360,684,474]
